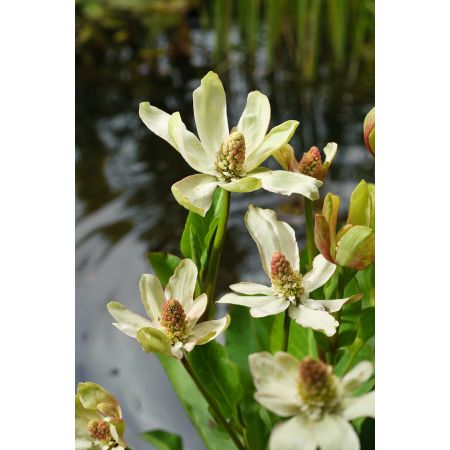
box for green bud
[363,107,375,156]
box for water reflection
[76,23,374,450]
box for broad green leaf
[239,403,270,450]
[188,341,243,421]
[357,264,375,308]
[358,307,375,342]
[141,429,183,450]
[147,252,181,286]
[289,323,318,359]
[157,354,236,450]
[269,312,284,353]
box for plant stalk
[281,310,291,352]
[181,354,245,450]
[304,198,316,271]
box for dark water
[76,25,374,450]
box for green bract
[139,71,322,216]
[315,181,375,270]
[75,382,127,450]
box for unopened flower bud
[161,299,189,343]
[298,146,325,180]
[216,131,246,182]
[363,107,375,156]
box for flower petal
[335,225,375,270]
[230,282,274,295]
[314,213,335,263]
[289,304,338,337]
[218,292,280,307]
[322,193,340,258]
[186,293,207,326]
[245,120,299,172]
[251,170,322,200]
[139,274,165,322]
[171,174,218,217]
[136,327,173,357]
[218,175,262,193]
[193,71,229,157]
[168,112,215,174]
[245,205,299,277]
[237,91,271,153]
[302,296,361,313]
[184,315,230,351]
[302,254,336,293]
[342,361,374,393]
[250,300,289,317]
[249,352,301,417]
[342,391,375,421]
[323,142,338,168]
[165,259,197,310]
[269,416,317,450]
[77,382,119,411]
[310,415,360,450]
[272,143,300,172]
[139,102,176,148]
[107,301,153,338]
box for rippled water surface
[76,25,374,450]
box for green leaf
[147,252,181,286]
[188,341,243,421]
[358,307,375,342]
[289,322,318,359]
[337,276,362,349]
[141,429,183,450]
[157,354,236,450]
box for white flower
[218,205,360,336]
[139,71,322,216]
[107,259,230,359]
[249,352,375,450]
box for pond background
[76,1,374,449]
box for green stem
[342,337,365,374]
[204,189,231,319]
[304,198,316,271]
[181,354,246,450]
[281,310,291,352]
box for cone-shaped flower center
[271,252,304,302]
[160,299,190,343]
[216,131,246,182]
[88,420,112,443]
[298,358,338,420]
[298,146,324,180]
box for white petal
[245,120,299,172]
[237,91,271,153]
[289,304,338,337]
[323,142,338,166]
[139,274,165,322]
[303,254,336,293]
[184,315,230,351]
[251,170,322,200]
[107,302,153,338]
[311,415,360,450]
[186,293,207,326]
[139,102,176,148]
[168,112,215,174]
[302,297,353,313]
[249,352,301,417]
[217,293,288,318]
[250,300,289,318]
[245,204,299,277]
[230,282,274,295]
[171,174,218,217]
[342,391,375,421]
[342,361,374,393]
[218,175,262,193]
[165,259,198,310]
[269,416,317,450]
[193,71,228,157]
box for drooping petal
[245,205,299,277]
[310,415,360,450]
[168,112,215,174]
[171,174,218,217]
[184,315,230,351]
[303,254,336,293]
[186,293,208,326]
[107,302,153,338]
[342,361,374,393]
[342,391,375,421]
[323,142,338,168]
[250,300,290,317]
[136,327,173,358]
[237,91,271,154]
[139,274,165,322]
[250,170,322,200]
[193,71,229,157]
[165,259,198,310]
[245,120,299,172]
[335,225,375,270]
[269,416,317,450]
[230,282,275,295]
[249,352,301,417]
[289,304,339,337]
[139,102,176,148]
[218,175,262,193]
[302,295,361,313]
